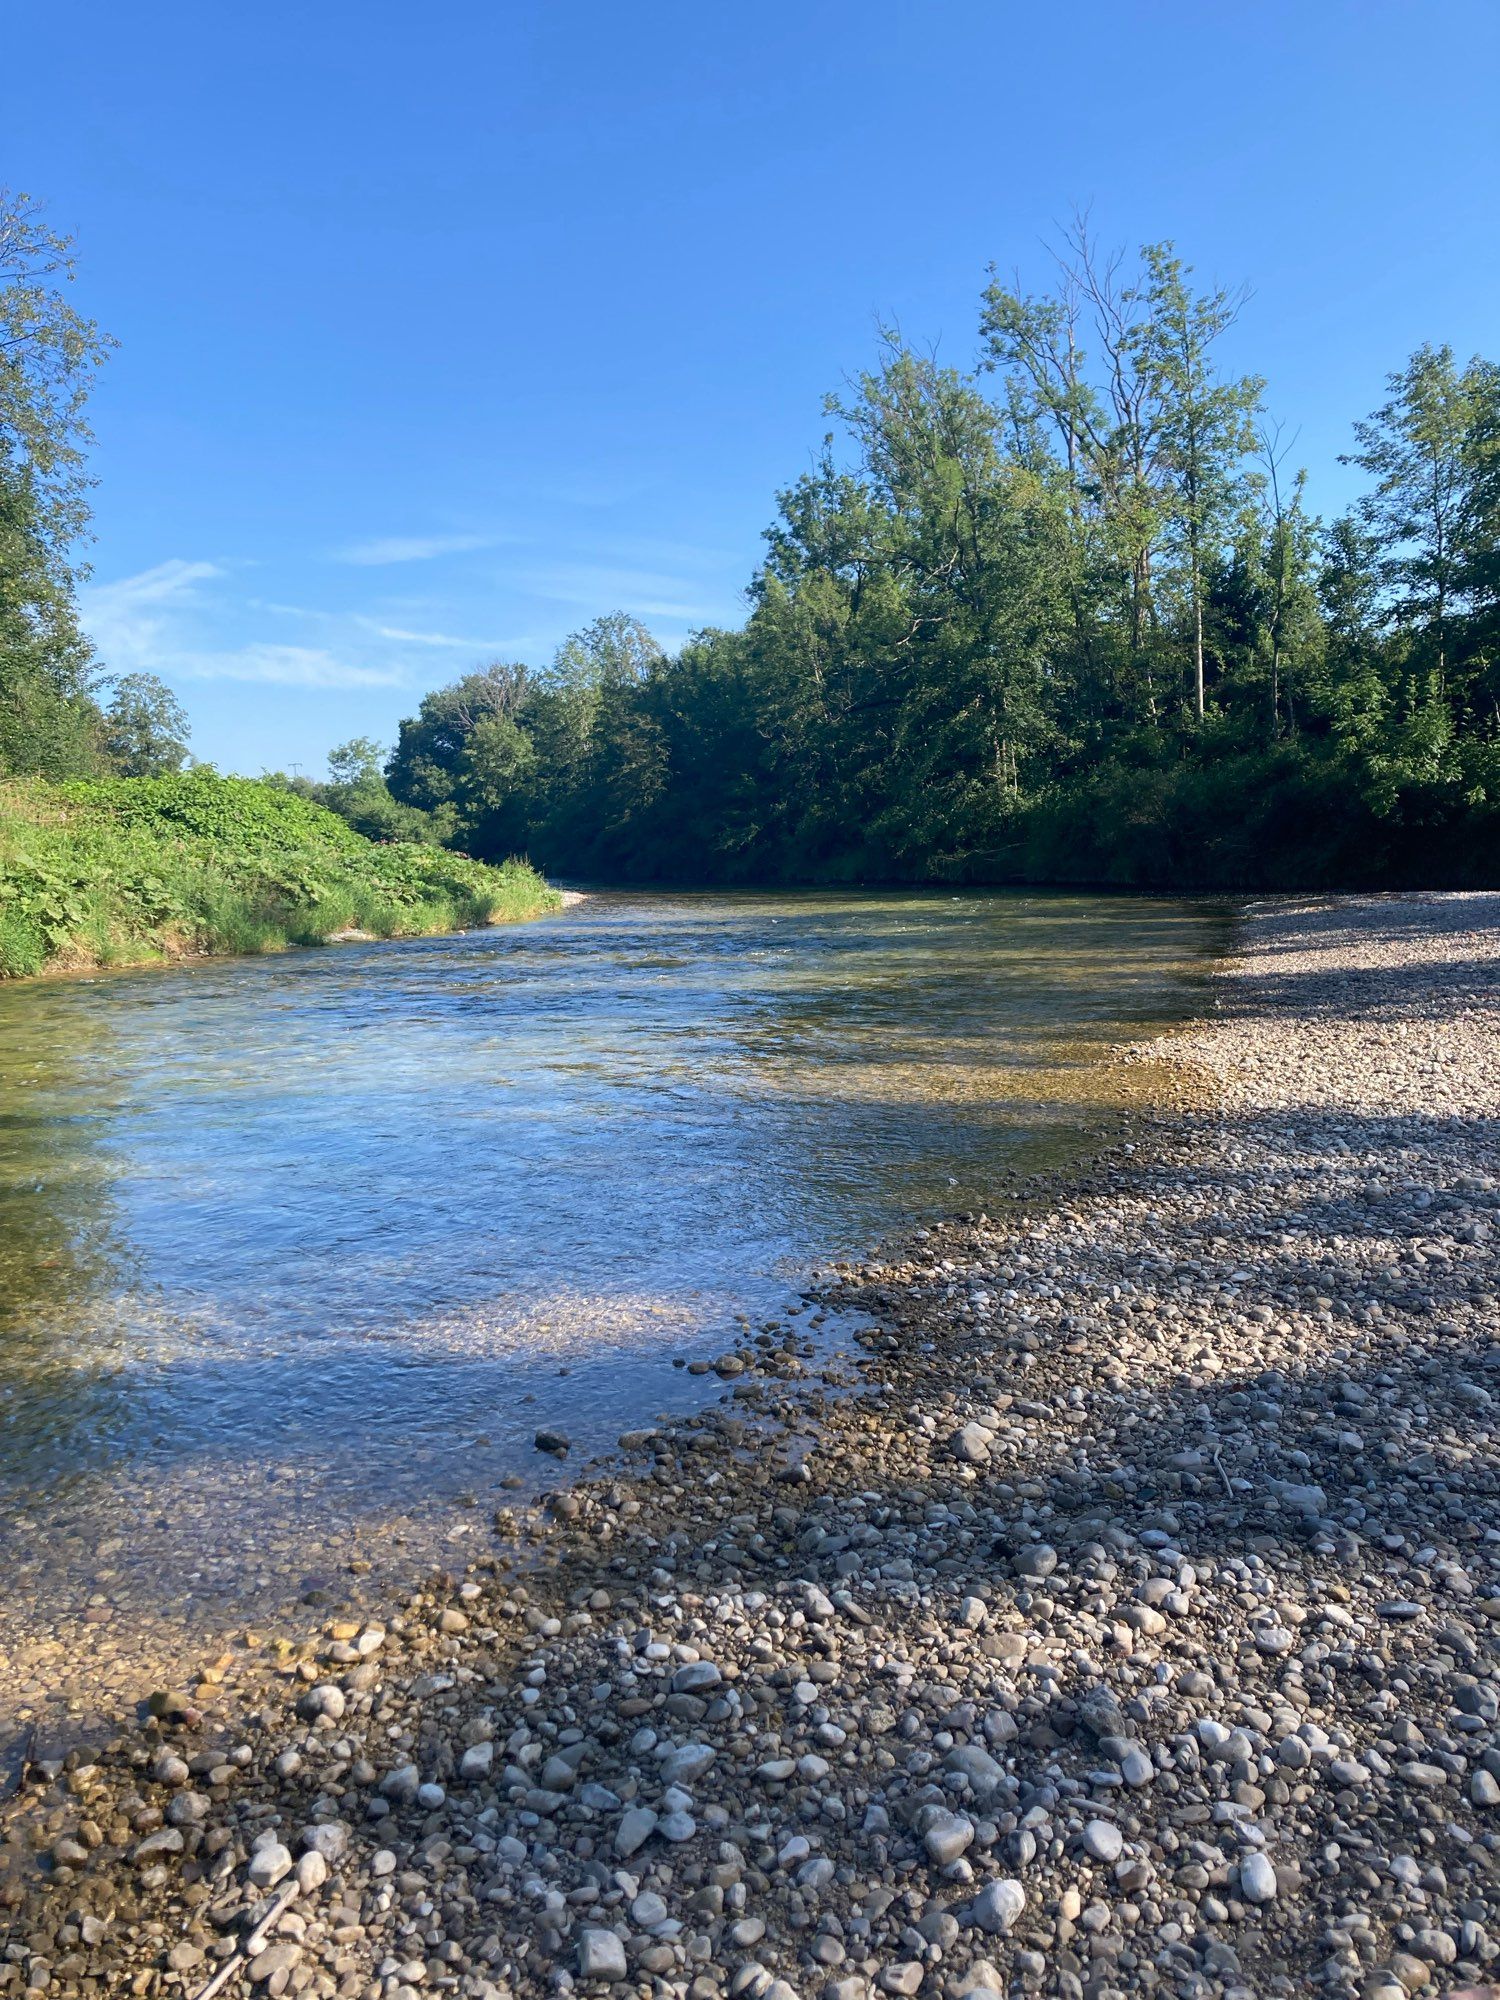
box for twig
[189,1955,243,2000]
[1211,1448,1235,1499]
[188,1880,300,2000]
[245,1880,300,1954]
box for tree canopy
[382,235,1500,889]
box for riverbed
[0,888,1225,1736]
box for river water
[0,888,1225,1735]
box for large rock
[949,1422,993,1465]
[578,1929,628,1981]
[967,1879,1025,1935]
[922,1809,975,1866]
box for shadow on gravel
[4,1092,1499,1998]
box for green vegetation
[268,735,452,847]
[4,183,1497,892]
[378,231,1500,889]
[0,769,557,978]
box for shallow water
[0,888,1225,1724]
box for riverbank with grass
[0,770,559,978]
[2,894,1497,2000]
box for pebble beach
[3,891,1498,2000]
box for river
[0,887,1226,1739]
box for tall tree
[984,226,1261,723]
[0,189,114,774]
[1344,344,1477,691]
[1139,245,1263,718]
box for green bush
[0,770,559,979]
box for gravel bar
[2,891,1498,2000]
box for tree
[982,225,1263,721]
[1251,423,1321,738]
[102,672,190,776]
[1,190,113,558]
[549,611,663,694]
[0,455,102,775]
[455,713,537,858]
[1140,245,1263,718]
[1344,345,1479,689]
[0,190,114,776]
[327,736,385,787]
[386,662,531,809]
[382,240,1500,891]
[1457,360,1500,725]
[984,229,1172,714]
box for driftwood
[187,1878,300,2000]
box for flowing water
[0,888,1226,1735]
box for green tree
[1139,245,1263,718]
[455,712,537,858]
[327,735,385,787]
[102,672,191,776]
[382,239,1500,892]
[0,190,114,776]
[386,661,531,811]
[1344,344,1478,690]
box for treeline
[6,187,1498,890]
[366,231,1499,888]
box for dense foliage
[384,234,1500,888]
[0,768,556,978]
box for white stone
[247,1841,292,1890]
[1239,1852,1277,1904]
[460,1741,494,1780]
[295,1850,328,1893]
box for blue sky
[8,0,1499,776]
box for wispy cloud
[332,531,507,566]
[367,622,512,650]
[76,528,748,715]
[89,558,227,608]
[175,645,403,689]
[502,561,730,624]
[80,561,406,691]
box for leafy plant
[0,771,558,978]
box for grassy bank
[0,769,559,978]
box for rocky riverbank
[3,893,1497,2000]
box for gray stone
[922,1808,974,1866]
[247,1840,292,1890]
[578,1928,628,1981]
[967,1878,1025,1935]
[614,1807,658,1856]
[659,1741,716,1785]
[1081,1819,1123,1863]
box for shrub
[0,771,558,978]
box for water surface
[0,888,1224,1724]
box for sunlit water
[0,889,1226,1726]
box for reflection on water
[0,889,1226,1716]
